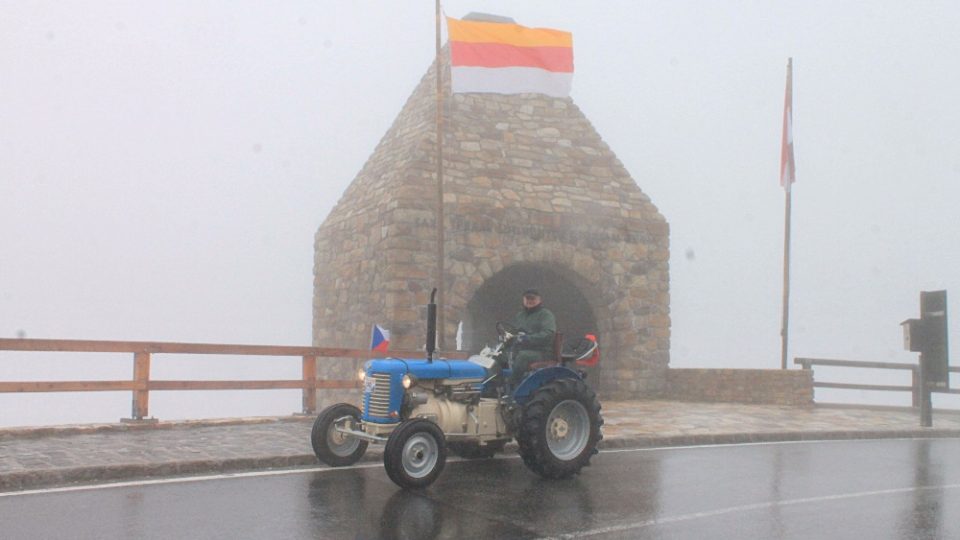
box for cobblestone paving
[600,400,960,445]
[2,401,959,492]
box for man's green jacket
[510,305,557,353]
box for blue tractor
[310,290,603,489]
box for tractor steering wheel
[496,321,519,341]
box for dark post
[920,290,949,427]
[920,291,949,389]
[904,290,949,427]
[426,288,437,363]
[911,368,920,408]
[919,351,933,427]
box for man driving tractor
[507,288,557,386]
[310,288,603,489]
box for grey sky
[1,1,958,425]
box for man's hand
[516,332,528,344]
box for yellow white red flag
[447,17,573,97]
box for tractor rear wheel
[311,403,368,466]
[384,419,447,489]
[516,378,603,479]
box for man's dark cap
[522,288,540,297]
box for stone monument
[313,44,669,400]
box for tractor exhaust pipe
[426,288,437,363]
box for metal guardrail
[794,357,960,406]
[0,338,467,420]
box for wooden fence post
[302,355,317,415]
[132,352,151,420]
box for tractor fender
[513,366,582,406]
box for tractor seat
[560,334,600,367]
[528,332,600,370]
[528,332,564,370]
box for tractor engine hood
[360,358,488,424]
[365,358,487,380]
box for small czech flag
[370,324,390,353]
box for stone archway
[462,262,598,352]
[462,261,603,386]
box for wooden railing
[0,338,467,421]
[794,357,960,406]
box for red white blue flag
[370,324,390,352]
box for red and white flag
[447,17,573,97]
[780,58,796,190]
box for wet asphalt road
[2,439,959,539]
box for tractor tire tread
[311,403,369,467]
[516,378,603,479]
[383,419,447,489]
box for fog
[2,1,958,426]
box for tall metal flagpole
[781,172,792,369]
[435,0,446,350]
[780,58,795,370]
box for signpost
[901,290,949,427]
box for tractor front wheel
[516,378,603,479]
[384,419,447,489]
[311,403,368,467]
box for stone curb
[0,455,319,493]
[4,429,959,493]
[598,429,960,449]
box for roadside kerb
[3,423,960,493]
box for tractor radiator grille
[366,373,393,417]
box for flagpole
[781,183,792,369]
[434,0,446,350]
[780,57,793,370]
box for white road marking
[600,437,892,454]
[544,483,960,539]
[2,438,954,498]
[597,436,938,454]
[0,453,525,498]
[0,462,384,498]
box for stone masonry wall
[314,49,670,402]
[667,369,814,406]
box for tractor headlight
[357,368,366,382]
[402,374,417,389]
